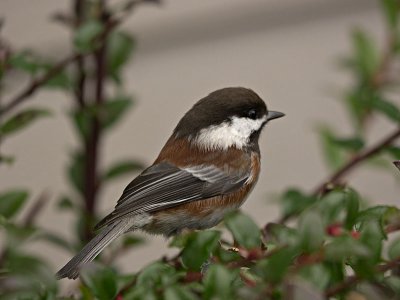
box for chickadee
[56,87,284,279]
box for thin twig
[312,126,400,196]
[22,191,49,227]
[0,53,81,118]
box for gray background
[1,0,399,290]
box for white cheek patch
[195,115,267,150]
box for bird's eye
[247,109,257,120]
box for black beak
[266,110,285,121]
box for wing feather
[95,162,248,229]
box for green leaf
[37,231,72,252]
[103,159,144,181]
[352,29,379,78]
[43,66,72,90]
[181,230,221,271]
[381,0,399,28]
[382,206,400,224]
[254,247,298,283]
[169,232,192,249]
[344,189,360,230]
[384,276,400,296]
[298,264,331,291]
[298,211,324,252]
[0,108,51,138]
[388,238,400,260]
[280,188,317,219]
[3,222,37,246]
[74,20,104,52]
[351,260,376,279]
[9,51,42,75]
[345,88,372,128]
[0,190,29,219]
[359,220,385,263]
[8,52,70,90]
[203,265,234,300]
[325,236,370,261]
[266,223,299,246]
[100,96,133,130]
[6,250,56,287]
[324,261,345,285]
[368,96,400,123]
[122,235,145,248]
[0,154,15,165]
[214,246,241,264]
[71,96,133,139]
[107,31,135,83]
[332,136,365,151]
[11,253,51,277]
[81,264,118,300]
[71,107,93,139]
[316,189,348,225]
[318,126,345,170]
[124,287,157,300]
[164,285,197,300]
[386,146,400,159]
[80,284,95,300]
[67,150,85,194]
[4,250,57,299]
[224,211,261,249]
[356,205,400,226]
[136,262,176,287]
[57,196,74,210]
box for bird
[56,87,284,279]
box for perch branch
[312,126,400,196]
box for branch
[22,191,49,227]
[325,256,400,297]
[73,0,87,108]
[0,53,81,117]
[82,0,108,241]
[312,126,400,196]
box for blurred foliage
[0,0,400,299]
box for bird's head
[174,87,284,151]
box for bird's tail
[56,219,132,280]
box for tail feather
[56,220,132,280]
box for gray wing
[95,162,249,229]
